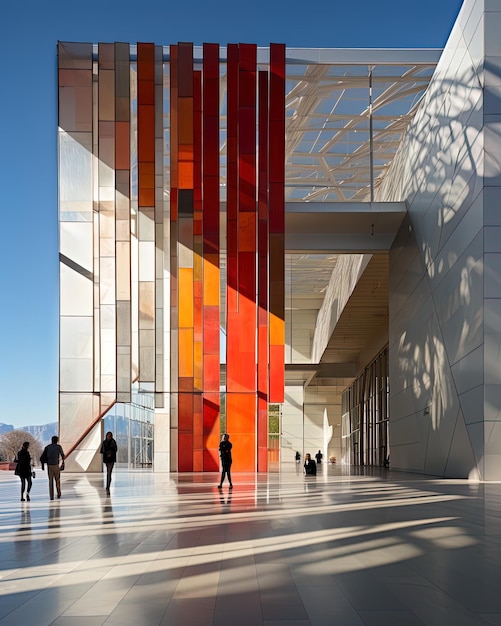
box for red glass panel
[202,43,221,470]
[257,70,269,471]
[178,432,193,471]
[203,391,220,470]
[268,44,285,403]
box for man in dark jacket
[304,453,317,476]
[41,436,65,500]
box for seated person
[304,453,317,476]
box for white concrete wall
[311,254,371,363]
[281,385,305,465]
[377,0,501,479]
[281,383,341,467]
[286,308,318,363]
[304,384,342,464]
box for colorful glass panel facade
[58,42,285,472]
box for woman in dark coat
[100,431,118,495]
[16,441,33,501]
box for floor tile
[1,467,501,625]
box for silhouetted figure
[100,431,118,495]
[304,453,317,476]
[383,455,390,468]
[315,450,323,464]
[218,433,233,489]
[295,451,301,463]
[16,442,33,502]
[40,436,65,500]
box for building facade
[58,0,501,480]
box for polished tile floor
[1,464,501,625]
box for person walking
[315,450,323,464]
[41,436,65,500]
[218,433,233,489]
[100,431,118,495]
[15,441,33,502]
[304,453,317,476]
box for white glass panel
[59,392,95,440]
[59,200,93,222]
[59,131,92,203]
[131,234,139,379]
[101,327,116,380]
[138,211,155,241]
[101,374,116,393]
[139,241,155,281]
[178,242,193,268]
[100,257,116,305]
[117,242,131,299]
[60,264,93,316]
[139,282,155,329]
[60,222,93,272]
[101,304,115,330]
[99,185,115,202]
[117,301,131,345]
[60,317,93,359]
[60,358,93,392]
[99,202,115,238]
[98,151,115,187]
[139,344,155,382]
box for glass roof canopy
[283,48,440,202]
[149,45,441,204]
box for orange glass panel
[178,160,194,189]
[269,313,284,344]
[178,268,194,326]
[178,328,194,377]
[226,393,256,472]
[178,145,194,161]
[203,257,219,306]
[178,99,194,144]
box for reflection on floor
[1,464,501,625]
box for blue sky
[1,0,463,427]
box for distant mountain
[0,422,58,446]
